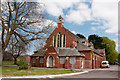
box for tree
[0,2,54,59]
[102,37,118,64]
[7,35,27,64]
[76,34,86,39]
[88,34,103,49]
[88,34,118,64]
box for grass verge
[2,61,15,65]
[2,66,82,77]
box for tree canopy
[88,34,103,49]
[102,37,118,64]
[88,34,118,64]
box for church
[30,16,106,69]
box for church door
[49,56,54,67]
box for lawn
[2,67,82,77]
[2,61,15,65]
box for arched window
[57,33,60,47]
[53,35,56,47]
[63,34,66,47]
[60,33,62,47]
[57,32,62,47]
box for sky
[34,0,119,52]
[1,0,119,54]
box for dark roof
[31,48,46,56]
[58,48,85,57]
[93,49,105,57]
[76,42,91,51]
[94,49,105,54]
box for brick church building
[30,16,106,69]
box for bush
[17,58,28,70]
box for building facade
[30,16,106,69]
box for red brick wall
[30,57,44,67]
[94,53,105,68]
[81,51,92,68]
[44,53,59,68]
[45,23,77,48]
[74,57,85,69]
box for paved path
[1,65,119,80]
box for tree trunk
[14,57,17,65]
[0,48,3,65]
[2,48,5,61]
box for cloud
[39,0,79,17]
[90,27,96,31]
[92,0,118,33]
[43,19,57,27]
[36,19,57,29]
[65,3,92,25]
[71,31,77,34]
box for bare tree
[8,35,27,64]
[0,2,54,58]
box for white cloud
[90,27,96,31]
[43,19,57,27]
[33,19,57,29]
[71,31,77,34]
[92,0,118,33]
[39,0,79,17]
[65,3,92,25]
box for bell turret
[57,15,64,27]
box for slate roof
[58,48,85,57]
[94,49,105,54]
[31,48,46,56]
[93,49,105,56]
[76,42,91,51]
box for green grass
[0,66,2,77]
[2,61,15,65]
[2,67,82,77]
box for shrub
[17,58,28,70]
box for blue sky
[24,0,118,54]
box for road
[2,65,119,80]
[59,65,119,78]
